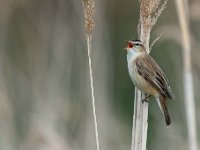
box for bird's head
[126,39,144,53]
[125,39,145,59]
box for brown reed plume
[82,1,100,150]
[82,0,95,36]
[131,0,167,150]
[138,0,167,51]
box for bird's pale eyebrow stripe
[134,42,142,45]
[133,42,143,46]
[131,40,143,45]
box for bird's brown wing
[135,53,174,99]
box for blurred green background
[0,0,199,150]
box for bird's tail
[156,95,171,126]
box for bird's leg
[142,95,151,104]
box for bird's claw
[141,95,151,104]
[142,98,149,104]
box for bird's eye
[134,43,139,46]
[128,43,133,48]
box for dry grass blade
[82,1,100,150]
[151,0,167,28]
[150,33,162,52]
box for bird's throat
[127,50,140,62]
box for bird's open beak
[127,40,132,45]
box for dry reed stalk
[82,1,100,150]
[175,0,198,150]
[131,0,167,150]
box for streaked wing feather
[136,53,174,99]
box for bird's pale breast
[128,59,158,96]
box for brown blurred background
[0,0,199,150]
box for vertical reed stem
[131,90,148,150]
[87,35,100,150]
[175,0,198,150]
[82,1,100,150]
[131,1,167,150]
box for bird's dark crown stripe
[131,39,142,42]
[131,39,143,45]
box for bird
[125,39,174,126]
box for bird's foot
[142,95,151,104]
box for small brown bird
[125,39,174,126]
